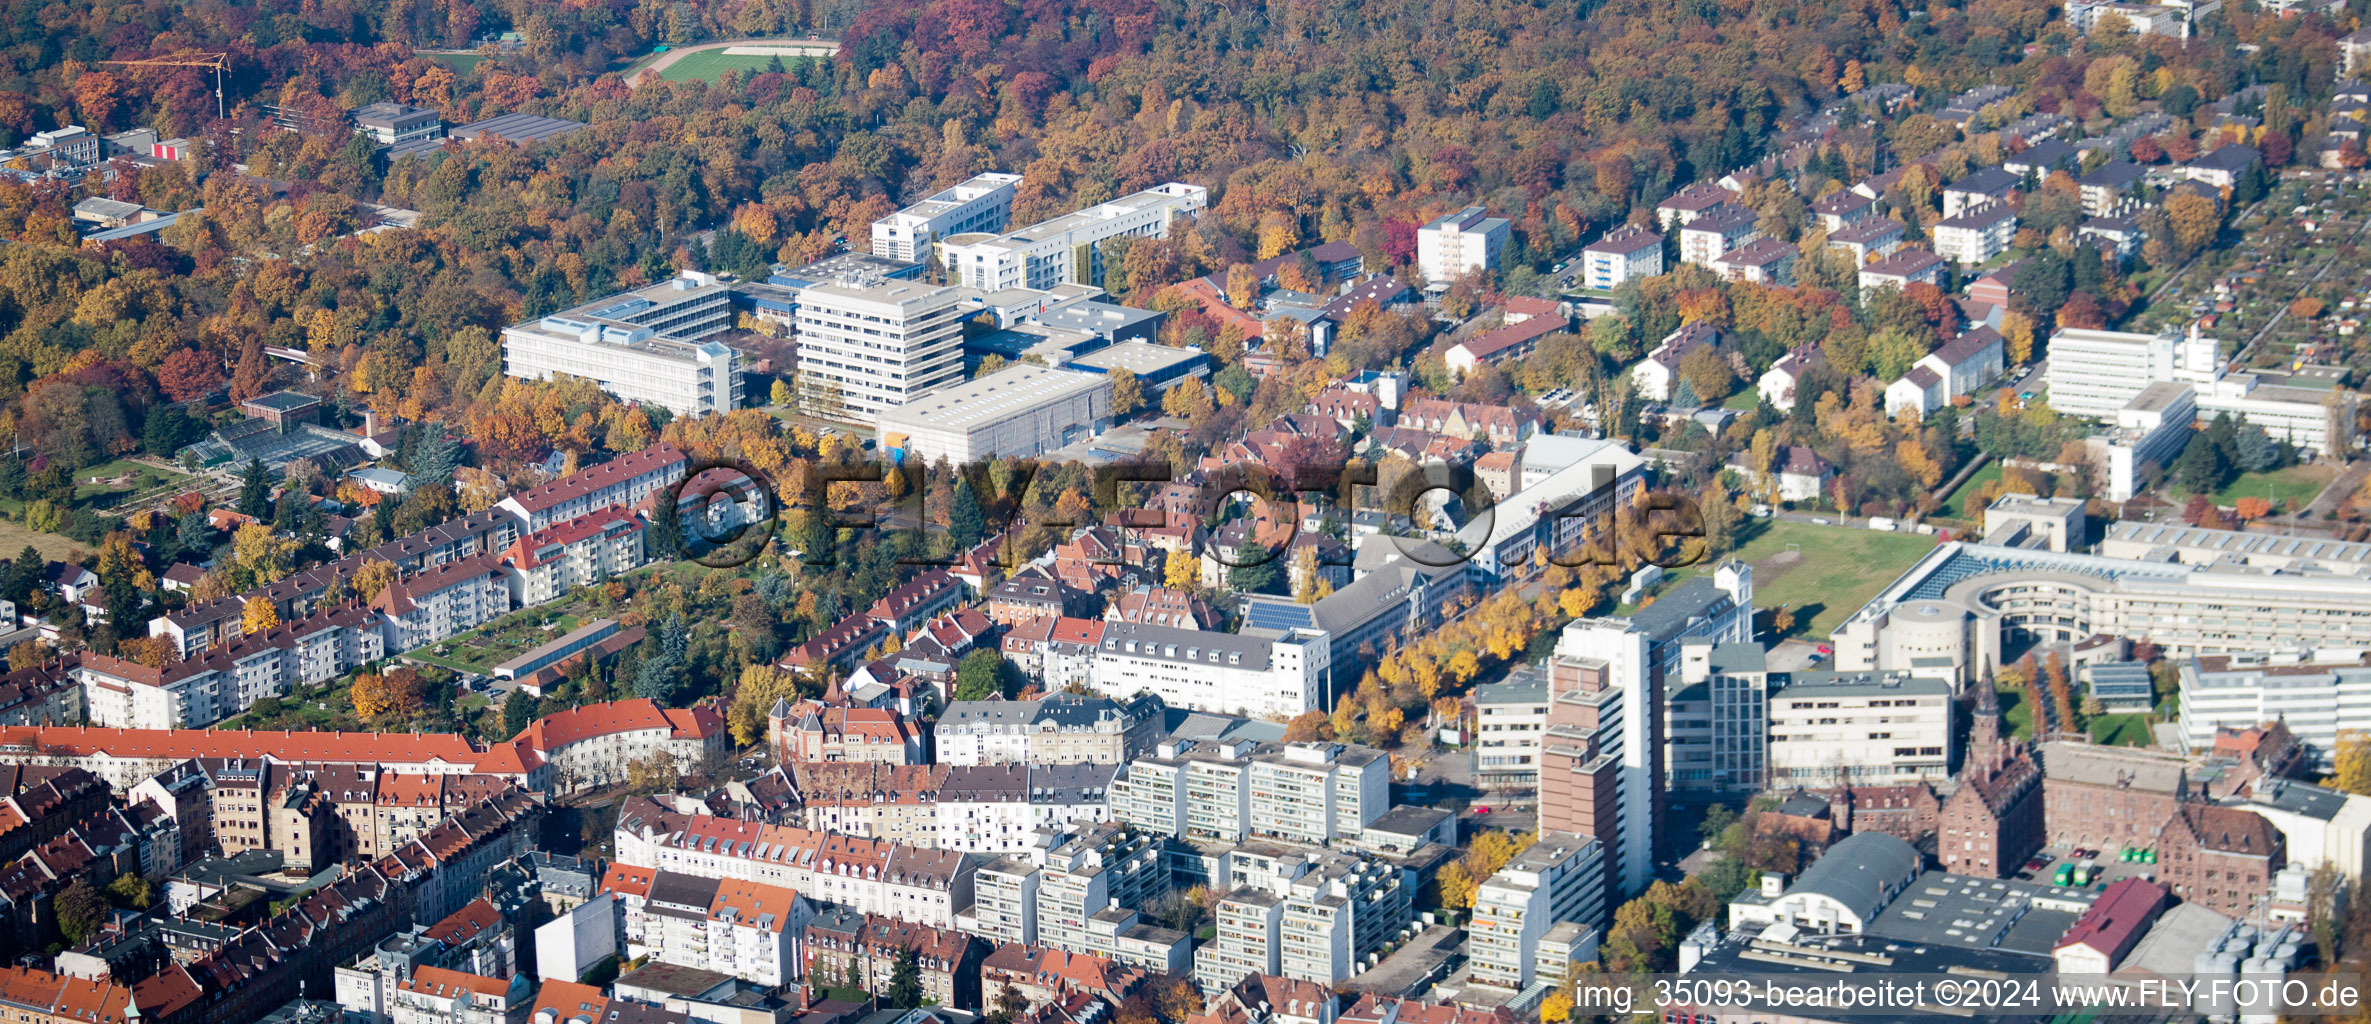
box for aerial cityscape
[0,1,2361,1022]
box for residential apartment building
[1468,832,1605,991]
[1676,204,1758,266]
[1631,322,1715,402]
[1109,739,1388,845]
[1858,247,1946,293]
[496,445,688,534]
[872,172,1023,262]
[370,553,513,652]
[803,909,982,1009]
[1826,217,1905,265]
[613,810,975,929]
[484,699,724,794]
[791,277,973,424]
[500,510,646,607]
[772,702,924,764]
[1932,203,2017,265]
[1942,167,2020,217]
[501,273,741,417]
[1092,622,1331,721]
[1472,673,1550,790]
[1710,237,1796,284]
[2078,161,2146,216]
[1766,671,1953,787]
[84,605,388,729]
[935,693,1164,767]
[636,871,814,987]
[1415,207,1511,285]
[0,728,484,791]
[384,967,529,1024]
[939,183,1208,291]
[1580,225,1663,291]
[965,824,1181,973]
[1198,850,1409,993]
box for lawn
[2088,713,2155,748]
[1721,389,1760,411]
[657,50,823,82]
[1998,683,2035,741]
[1665,518,1938,637]
[2173,463,2338,509]
[411,604,586,673]
[1945,462,2004,521]
[70,457,193,505]
[423,52,484,74]
[0,516,81,561]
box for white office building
[1469,832,1605,990]
[502,273,741,417]
[1766,671,1954,787]
[1835,535,2371,678]
[2178,653,2371,773]
[2094,381,2197,502]
[1416,206,1512,285]
[791,277,973,424]
[872,172,1023,262]
[2046,326,2353,452]
[1091,622,1332,720]
[873,364,1113,464]
[939,183,1208,291]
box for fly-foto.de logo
[666,455,1710,573]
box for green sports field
[657,51,823,82]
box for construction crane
[99,53,231,121]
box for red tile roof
[0,726,482,765]
[504,444,687,515]
[512,698,703,752]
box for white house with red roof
[483,698,723,793]
[500,509,647,607]
[495,444,688,533]
[0,725,485,790]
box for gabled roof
[1862,247,1944,278]
[503,444,687,515]
[1946,166,2020,195]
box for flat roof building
[502,272,740,417]
[874,364,1113,465]
[792,277,974,424]
[940,183,1208,292]
[873,172,1024,262]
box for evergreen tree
[635,652,685,705]
[409,425,460,487]
[502,690,533,736]
[238,458,271,518]
[949,476,986,548]
[648,491,684,560]
[0,547,39,604]
[1228,539,1283,594]
[884,948,923,1008]
[2233,424,2277,473]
